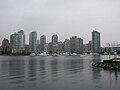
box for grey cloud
[0,0,120,46]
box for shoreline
[92,58,120,71]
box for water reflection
[64,57,83,76]
[69,58,83,74]
[8,59,25,85]
[114,71,118,81]
[39,59,46,79]
[9,59,25,77]
[0,60,9,77]
[114,70,118,85]
[92,56,102,80]
[107,70,119,86]
[28,58,37,87]
[92,55,101,63]
[0,56,120,90]
[91,55,102,89]
[92,67,102,83]
[28,58,37,78]
[50,58,58,81]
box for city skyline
[2,29,120,55]
[1,0,120,47]
[1,30,92,45]
[0,30,92,54]
[1,30,120,47]
[0,28,120,47]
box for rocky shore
[92,58,120,70]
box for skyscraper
[52,34,58,45]
[36,40,40,51]
[51,34,59,54]
[10,33,19,49]
[0,46,2,54]
[29,31,37,52]
[92,30,101,53]
[48,42,53,54]
[18,30,25,49]
[53,44,59,54]
[83,40,92,53]
[10,30,25,50]
[83,43,89,53]
[1,38,11,54]
[70,36,77,54]
[77,38,83,54]
[70,36,83,54]
[44,43,49,54]
[40,35,46,52]
[88,40,92,52]
[58,41,63,53]
[63,39,71,54]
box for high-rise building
[77,38,83,54]
[44,43,49,54]
[0,46,2,54]
[58,41,63,53]
[40,35,46,52]
[10,30,25,50]
[51,34,59,54]
[83,43,89,53]
[52,34,58,45]
[92,30,101,53]
[10,33,19,49]
[63,39,71,54]
[48,42,53,54]
[36,40,40,51]
[83,40,92,53]
[88,40,92,52]
[70,36,83,54]
[2,38,10,48]
[53,44,59,54]
[1,38,11,54]
[18,30,25,49]
[70,36,77,54]
[25,44,29,53]
[29,31,37,52]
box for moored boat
[30,53,36,56]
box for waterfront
[0,55,120,90]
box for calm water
[0,55,120,90]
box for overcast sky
[0,0,120,46]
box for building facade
[44,43,49,54]
[70,36,83,54]
[10,33,19,49]
[83,40,92,53]
[10,30,25,50]
[40,35,46,52]
[29,31,37,52]
[48,42,53,54]
[18,30,25,49]
[63,39,71,54]
[92,30,101,53]
[51,34,59,54]
[88,40,92,52]
[1,38,11,54]
[58,41,63,53]
[36,40,40,51]
[52,34,58,45]
[70,36,77,54]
